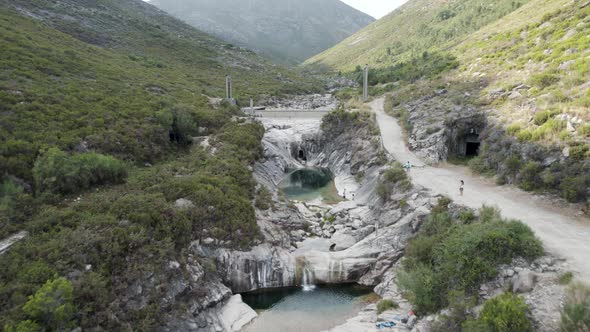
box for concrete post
[225,75,232,99]
[250,98,254,115]
[363,64,369,101]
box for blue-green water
[278,167,342,203]
[242,284,372,332]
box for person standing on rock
[405,161,412,172]
[460,180,464,196]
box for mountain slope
[312,0,589,205]
[149,0,375,64]
[0,0,320,183]
[305,0,530,71]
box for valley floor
[371,98,590,283]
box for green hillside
[0,0,320,183]
[0,1,320,329]
[305,0,530,71]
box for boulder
[512,271,538,293]
[329,232,357,251]
[174,198,195,209]
[218,295,258,332]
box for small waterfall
[302,265,316,291]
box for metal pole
[363,64,369,101]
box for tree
[22,277,77,331]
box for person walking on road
[460,180,464,196]
[405,161,412,173]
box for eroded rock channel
[163,98,568,332]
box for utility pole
[225,75,232,100]
[250,98,254,116]
[362,64,369,101]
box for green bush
[398,209,542,314]
[529,72,560,89]
[4,277,77,332]
[377,299,399,314]
[517,162,541,191]
[560,282,590,332]
[558,272,574,285]
[464,293,533,332]
[255,186,273,210]
[167,105,199,145]
[506,123,522,135]
[517,130,533,142]
[377,163,412,201]
[560,176,588,202]
[579,124,590,138]
[33,148,127,195]
[569,144,589,161]
[533,110,552,126]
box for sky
[340,0,408,19]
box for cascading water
[302,265,316,291]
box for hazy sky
[341,0,408,19]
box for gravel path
[372,98,590,283]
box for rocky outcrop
[163,110,437,331]
[257,94,338,111]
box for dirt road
[372,98,590,282]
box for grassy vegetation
[558,272,574,285]
[560,282,590,332]
[306,0,529,71]
[398,200,543,315]
[377,299,399,314]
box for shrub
[560,176,588,202]
[4,277,78,331]
[377,299,399,314]
[377,163,412,201]
[468,156,490,174]
[168,105,199,145]
[433,291,476,332]
[517,162,541,191]
[254,186,273,210]
[33,148,127,195]
[398,209,542,314]
[533,110,552,126]
[579,124,590,138]
[517,130,533,142]
[377,183,392,201]
[559,272,574,285]
[560,282,590,332]
[569,144,589,161]
[506,123,522,135]
[529,72,560,89]
[464,293,533,332]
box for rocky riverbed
[160,101,568,332]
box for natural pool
[278,167,342,203]
[242,284,372,332]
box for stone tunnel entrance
[447,114,486,159]
[464,133,481,157]
[298,149,307,161]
